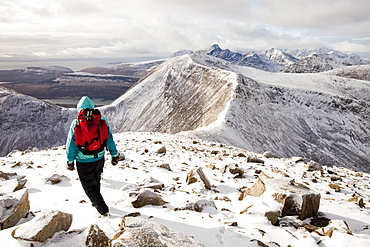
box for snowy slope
[101,54,370,173]
[102,55,236,134]
[0,86,75,156]
[0,132,369,246]
[324,65,370,81]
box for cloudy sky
[1,0,369,61]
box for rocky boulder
[0,171,27,192]
[85,224,109,247]
[131,190,167,208]
[12,209,72,242]
[110,217,204,246]
[0,189,30,230]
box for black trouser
[76,158,108,215]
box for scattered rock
[0,189,30,230]
[328,183,341,192]
[131,190,167,208]
[239,177,266,200]
[0,171,27,192]
[263,151,279,158]
[305,160,323,172]
[279,216,305,228]
[330,175,342,182]
[265,210,280,225]
[85,224,109,247]
[46,174,68,185]
[175,199,217,213]
[197,167,212,190]
[206,164,216,170]
[110,217,204,247]
[229,167,244,178]
[0,171,16,180]
[12,209,72,242]
[228,222,238,226]
[272,193,287,204]
[282,195,301,216]
[235,152,246,157]
[247,156,265,164]
[310,217,331,227]
[358,198,365,208]
[186,169,198,185]
[325,220,352,235]
[220,165,228,174]
[299,193,321,220]
[290,179,310,190]
[157,163,171,171]
[156,146,167,154]
[325,229,333,238]
[11,162,22,168]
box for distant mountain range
[175,44,369,73]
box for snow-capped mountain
[0,87,75,156]
[281,54,340,73]
[1,53,369,173]
[175,45,367,73]
[101,54,370,173]
[206,44,245,64]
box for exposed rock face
[0,86,74,157]
[12,209,72,242]
[0,189,30,230]
[110,217,204,247]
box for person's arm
[66,120,79,162]
[103,118,118,157]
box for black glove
[111,156,119,166]
[67,161,75,171]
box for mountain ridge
[1,53,369,173]
[176,44,368,73]
[102,54,370,172]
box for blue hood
[77,96,94,111]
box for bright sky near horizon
[0,0,369,61]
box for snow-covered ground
[1,132,369,246]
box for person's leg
[76,158,108,215]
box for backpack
[74,108,109,157]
